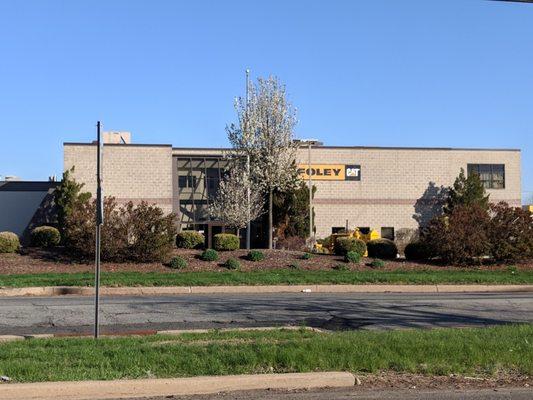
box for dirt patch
[0,247,532,275]
[355,371,532,390]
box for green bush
[247,250,265,262]
[0,232,20,253]
[334,237,366,257]
[224,258,240,270]
[64,198,176,262]
[404,241,432,261]
[213,233,240,251]
[301,252,312,260]
[366,238,398,260]
[369,259,386,268]
[168,256,187,269]
[289,262,300,270]
[344,251,361,264]
[31,226,61,248]
[176,231,204,249]
[200,249,219,261]
[333,263,349,271]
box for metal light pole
[245,69,251,250]
[94,121,104,339]
[308,141,313,247]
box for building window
[331,227,345,234]
[178,175,198,188]
[381,227,395,240]
[467,164,505,189]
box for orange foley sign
[297,164,361,181]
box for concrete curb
[0,372,355,400]
[1,284,532,297]
[0,326,324,342]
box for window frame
[467,163,505,190]
[381,227,395,241]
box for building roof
[0,181,59,192]
[64,142,520,152]
[172,145,521,152]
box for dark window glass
[358,227,370,234]
[467,164,505,189]
[381,227,395,240]
[178,175,198,189]
[331,227,345,234]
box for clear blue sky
[1,0,532,201]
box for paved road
[0,292,532,335]
[121,387,533,400]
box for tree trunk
[268,189,273,249]
[236,228,240,248]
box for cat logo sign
[297,164,361,181]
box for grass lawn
[0,268,532,288]
[0,325,531,383]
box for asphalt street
[0,291,532,335]
[119,387,533,400]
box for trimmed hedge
[404,241,432,261]
[168,256,187,269]
[0,231,20,253]
[334,237,367,257]
[176,231,204,249]
[200,249,219,261]
[366,238,398,260]
[344,251,361,264]
[31,226,60,248]
[213,233,240,251]
[224,258,240,270]
[247,250,265,262]
[369,259,386,268]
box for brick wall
[295,147,521,238]
[64,143,173,214]
[64,143,522,241]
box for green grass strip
[0,269,532,288]
[0,325,532,382]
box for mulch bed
[0,247,531,275]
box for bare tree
[227,76,299,248]
[208,161,264,238]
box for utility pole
[94,121,103,339]
[245,69,251,250]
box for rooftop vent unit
[102,131,131,144]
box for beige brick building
[64,143,174,214]
[64,139,521,247]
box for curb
[0,326,324,343]
[0,372,355,400]
[0,284,532,297]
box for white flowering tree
[227,76,300,248]
[208,161,264,238]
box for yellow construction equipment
[315,227,380,255]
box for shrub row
[418,202,533,264]
[64,197,176,262]
[334,237,398,260]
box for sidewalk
[0,284,532,297]
[0,372,355,400]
